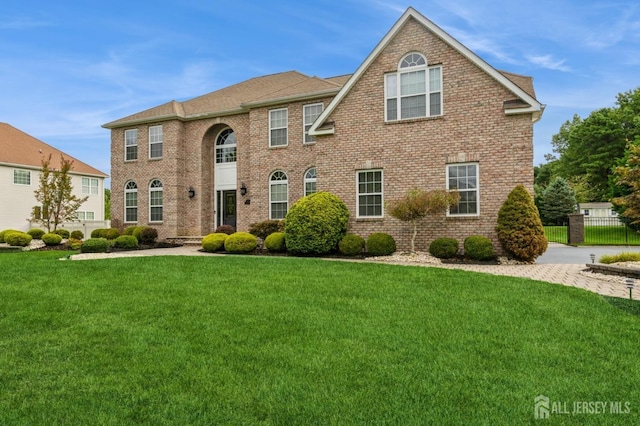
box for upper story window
[385,53,442,121]
[125,129,138,161]
[149,179,163,222]
[77,211,95,220]
[447,163,479,216]
[216,128,237,163]
[303,103,323,143]
[125,181,138,223]
[304,167,317,196]
[269,170,288,219]
[13,169,31,185]
[357,169,383,218]
[269,108,288,147]
[82,177,99,195]
[149,125,163,159]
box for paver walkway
[71,246,639,301]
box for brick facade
[106,9,541,254]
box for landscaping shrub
[5,231,32,247]
[0,229,19,243]
[42,233,63,246]
[54,229,70,239]
[105,228,120,240]
[339,234,365,256]
[91,229,107,238]
[80,238,109,253]
[264,232,286,253]
[123,226,140,236]
[138,227,158,245]
[27,228,45,240]
[429,238,459,259]
[224,232,258,254]
[496,185,548,261]
[366,233,397,256]
[215,224,236,235]
[285,192,349,255]
[114,235,139,249]
[248,220,285,240]
[599,252,640,264]
[202,233,229,252]
[464,235,496,261]
[70,230,84,240]
[65,238,83,250]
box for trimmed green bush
[224,232,258,254]
[248,220,285,240]
[54,229,70,239]
[366,233,397,256]
[70,230,84,240]
[81,238,109,253]
[339,234,365,256]
[105,228,120,240]
[114,235,138,249]
[123,226,140,236]
[42,233,63,246]
[496,185,548,261]
[65,238,83,250]
[464,235,496,261]
[215,225,236,235]
[429,238,459,259]
[131,226,158,245]
[5,231,32,247]
[91,229,107,238]
[202,233,229,253]
[285,192,349,255]
[0,229,20,243]
[27,228,45,239]
[264,232,286,253]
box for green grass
[545,225,640,245]
[1,251,640,424]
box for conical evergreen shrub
[496,185,548,261]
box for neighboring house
[0,123,108,233]
[103,7,544,252]
[578,202,622,225]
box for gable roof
[310,7,544,136]
[0,123,107,177]
[103,71,346,129]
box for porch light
[240,183,247,196]
[188,186,196,198]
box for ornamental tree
[538,176,576,225]
[386,188,460,253]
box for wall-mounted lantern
[240,182,247,196]
[188,186,196,198]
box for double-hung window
[125,129,138,161]
[303,103,323,143]
[125,181,138,223]
[269,171,288,219]
[77,211,95,220]
[447,163,479,216]
[82,177,99,195]
[149,179,163,222]
[385,53,442,121]
[13,169,31,185]
[149,125,163,159]
[357,170,383,218]
[269,109,288,147]
[304,168,317,196]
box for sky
[1,0,639,187]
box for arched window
[124,181,138,223]
[149,179,163,222]
[304,167,317,196]
[216,128,236,163]
[385,52,442,121]
[269,171,288,219]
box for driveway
[536,243,639,264]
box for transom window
[269,171,288,219]
[82,177,99,195]
[385,53,442,121]
[149,179,163,222]
[269,109,288,147]
[216,128,237,163]
[125,181,138,223]
[357,170,383,218]
[303,103,323,143]
[149,125,163,159]
[447,163,479,216]
[304,167,317,196]
[13,169,31,185]
[125,129,138,161]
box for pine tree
[539,177,576,225]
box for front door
[217,190,237,229]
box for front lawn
[1,252,639,424]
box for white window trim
[149,125,163,159]
[13,169,31,185]
[77,211,95,221]
[149,179,163,222]
[446,162,480,217]
[82,177,99,195]
[215,127,237,164]
[303,103,323,144]
[269,171,288,220]
[269,108,288,147]
[125,129,138,161]
[304,167,317,196]
[356,169,384,219]
[124,181,138,223]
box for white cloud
[526,54,571,72]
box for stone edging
[585,263,640,279]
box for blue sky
[1,0,638,185]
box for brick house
[103,7,543,252]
